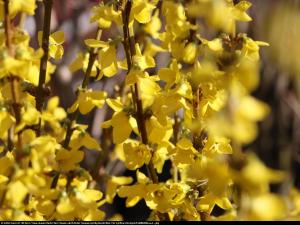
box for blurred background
[21,0,300,220]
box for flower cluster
[0,0,299,221]
[0,0,105,220]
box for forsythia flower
[106,176,133,203]
[9,0,36,18]
[38,31,65,60]
[129,0,156,26]
[1,0,298,222]
[91,4,121,29]
[122,140,151,170]
[102,97,137,144]
[68,89,107,115]
[56,148,84,172]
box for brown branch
[36,0,53,112]
[172,113,180,183]
[4,0,24,161]
[4,0,12,54]
[36,0,53,136]
[121,0,159,184]
[63,29,102,149]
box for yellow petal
[69,53,84,73]
[99,46,118,77]
[183,43,197,64]
[136,170,150,184]
[84,39,109,48]
[57,197,74,214]
[83,189,103,202]
[0,175,8,184]
[51,31,65,45]
[250,194,287,221]
[37,200,56,216]
[177,138,193,150]
[111,111,132,144]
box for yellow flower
[151,92,189,125]
[49,31,65,60]
[231,153,285,194]
[98,44,118,77]
[181,157,232,198]
[9,0,36,18]
[118,183,155,208]
[232,1,252,22]
[129,0,156,26]
[180,199,200,221]
[76,189,103,206]
[68,89,107,115]
[84,39,109,48]
[158,59,181,89]
[56,148,84,172]
[132,43,155,70]
[102,97,137,144]
[16,105,40,133]
[144,10,161,38]
[197,193,232,215]
[36,200,56,216]
[202,136,232,157]
[125,69,148,86]
[242,37,269,61]
[6,181,28,208]
[207,82,269,144]
[145,183,190,213]
[0,174,8,184]
[182,43,198,64]
[169,138,198,168]
[38,31,65,60]
[161,1,193,40]
[190,61,227,116]
[83,207,105,221]
[143,40,167,58]
[56,195,75,215]
[91,4,121,29]
[84,39,119,77]
[0,111,15,139]
[117,171,158,207]
[44,97,66,121]
[152,143,170,173]
[146,116,173,144]
[69,129,101,151]
[122,140,151,170]
[0,152,14,176]
[106,176,133,204]
[41,97,67,139]
[69,53,99,77]
[30,135,59,172]
[0,57,26,79]
[245,193,287,221]
[186,0,252,34]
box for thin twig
[63,29,102,149]
[36,0,53,135]
[172,113,180,183]
[121,0,159,184]
[4,0,23,161]
[36,0,53,111]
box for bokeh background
[20,0,300,220]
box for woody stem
[121,0,159,184]
[4,0,23,162]
[36,0,53,136]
